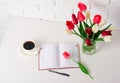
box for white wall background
[0,0,120,44]
[0,0,120,27]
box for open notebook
[38,42,80,70]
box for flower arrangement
[66,2,112,55]
[63,51,93,79]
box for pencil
[48,70,70,77]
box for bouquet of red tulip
[66,2,112,47]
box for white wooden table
[0,17,120,83]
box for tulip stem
[76,24,79,28]
[70,57,77,63]
[86,34,89,39]
[73,30,85,40]
[92,33,95,41]
[89,18,92,26]
[74,25,86,40]
[88,74,94,79]
[86,19,88,24]
[69,56,94,79]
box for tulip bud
[101,31,107,36]
[85,28,93,36]
[63,51,71,59]
[85,38,92,46]
[77,11,85,22]
[66,21,74,30]
[78,2,87,12]
[92,24,99,33]
[93,15,102,24]
[72,14,78,25]
[101,31,112,36]
[85,11,90,20]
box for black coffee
[23,41,35,50]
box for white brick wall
[0,0,120,28]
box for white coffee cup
[21,40,39,56]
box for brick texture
[0,0,120,28]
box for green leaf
[95,38,104,41]
[72,30,84,40]
[93,31,101,40]
[77,62,89,74]
[102,24,112,31]
[83,21,90,28]
[93,24,112,40]
[77,62,94,79]
[89,18,93,26]
[78,22,86,39]
[90,23,95,28]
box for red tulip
[85,38,92,46]
[101,31,112,36]
[101,31,107,36]
[93,15,102,24]
[77,11,85,22]
[107,31,112,35]
[66,21,74,30]
[72,14,78,25]
[63,51,71,59]
[78,2,87,12]
[85,28,93,36]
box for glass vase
[82,41,96,55]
